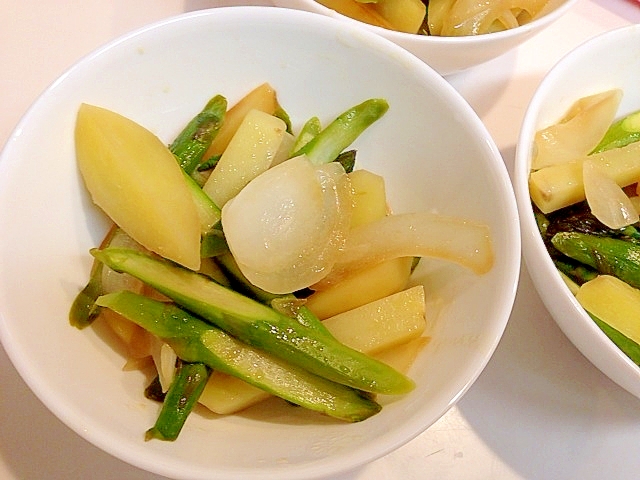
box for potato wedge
[75,104,201,270]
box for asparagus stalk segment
[96,291,382,422]
[291,116,321,153]
[291,99,389,165]
[170,95,227,175]
[551,232,640,288]
[591,109,640,154]
[145,361,211,441]
[215,251,333,337]
[91,247,415,395]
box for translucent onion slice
[583,158,639,229]
[101,228,146,295]
[532,89,622,170]
[442,0,548,36]
[313,212,494,291]
[221,155,352,294]
[152,340,177,393]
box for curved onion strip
[152,340,178,393]
[313,212,494,291]
[101,228,146,295]
[221,155,352,294]
[442,0,548,36]
[583,158,639,229]
[532,89,622,170]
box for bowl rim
[0,5,521,479]
[514,23,640,399]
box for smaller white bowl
[515,24,640,400]
[271,0,578,76]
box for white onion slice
[313,212,494,290]
[533,89,622,170]
[583,158,639,229]
[101,228,146,295]
[152,340,177,393]
[221,155,352,294]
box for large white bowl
[0,6,520,479]
[271,0,578,76]
[515,24,640,400]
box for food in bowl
[528,87,640,366]
[71,83,495,440]
[314,0,566,35]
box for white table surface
[1,1,640,479]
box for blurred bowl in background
[271,0,578,76]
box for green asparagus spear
[96,290,382,422]
[145,360,211,441]
[290,99,389,165]
[215,251,332,337]
[291,116,322,153]
[168,98,226,249]
[170,95,227,175]
[69,258,105,328]
[91,247,415,395]
[551,232,640,288]
[591,109,640,154]
[274,104,293,134]
[552,258,598,286]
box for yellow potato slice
[75,104,201,270]
[202,109,288,208]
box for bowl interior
[0,7,520,479]
[515,24,640,399]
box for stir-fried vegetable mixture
[70,83,494,441]
[529,88,640,366]
[315,0,561,35]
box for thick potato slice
[529,141,640,213]
[305,256,413,319]
[348,169,388,228]
[373,336,429,373]
[202,109,288,207]
[203,83,279,159]
[321,285,427,354]
[75,104,201,270]
[198,371,271,415]
[576,275,640,345]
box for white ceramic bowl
[271,0,578,76]
[0,6,520,479]
[515,24,640,400]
